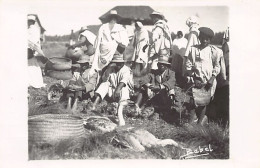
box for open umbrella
[99,6,154,25]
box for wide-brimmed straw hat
[158,55,171,65]
[150,11,165,19]
[106,10,121,21]
[79,26,88,34]
[27,15,36,21]
[111,53,126,63]
[77,55,91,64]
[135,21,144,28]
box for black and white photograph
[27,3,230,160]
[0,0,260,167]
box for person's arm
[185,47,193,75]
[205,48,221,90]
[149,27,162,58]
[68,73,78,85]
[184,32,199,57]
[162,70,176,91]
[85,44,95,56]
[113,82,126,100]
[82,71,98,93]
[139,73,152,87]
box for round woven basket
[28,114,85,144]
[46,70,73,80]
[45,57,72,71]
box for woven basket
[45,57,72,71]
[46,70,73,80]
[192,88,211,106]
[28,114,85,144]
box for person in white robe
[148,11,172,70]
[27,15,46,88]
[90,10,129,77]
[183,15,200,77]
[132,21,149,75]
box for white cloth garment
[90,23,129,76]
[149,20,172,70]
[172,37,188,57]
[185,45,224,97]
[79,30,96,46]
[95,65,134,101]
[184,24,200,57]
[132,25,149,67]
[28,66,45,88]
[28,24,45,88]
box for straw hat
[158,56,171,65]
[111,53,126,63]
[79,26,88,34]
[150,11,165,19]
[135,21,144,28]
[77,55,91,64]
[27,15,36,21]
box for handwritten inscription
[180,144,213,159]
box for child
[185,27,224,125]
[64,55,98,112]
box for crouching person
[63,55,98,112]
[135,55,176,115]
[90,54,134,126]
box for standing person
[171,31,188,86]
[132,21,149,76]
[183,15,200,77]
[90,10,129,77]
[27,15,46,88]
[65,27,96,64]
[135,55,176,114]
[89,54,134,126]
[222,27,229,81]
[185,27,223,125]
[69,30,76,46]
[63,55,98,112]
[148,11,172,70]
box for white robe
[132,28,149,67]
[28,24,45,88]
[90,23,129,75]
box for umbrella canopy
[99,6,154,25]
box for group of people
[29,10,229,126]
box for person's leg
[135,92,143,108]
[188,98,198,123]
[90,81,110,110]
[67,97,72,110]
[196,106,207,125]
[71,97,78,112]
[91,94,101,110]
[117,87,130,126]
[69,90,81,112]
[65,90,74,110]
